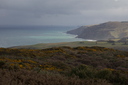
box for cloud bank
[0,0,128,26]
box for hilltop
[67,21,128,40]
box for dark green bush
[0,61,5,68]
[69,65,96,79]
[96,69,112,79]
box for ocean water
[0,26,86,47]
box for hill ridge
[67,21,128,40]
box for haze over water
[0,26,86,48]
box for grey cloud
[0,0,128,26]
[1,0,123,14]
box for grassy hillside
[67,21,128,40]
[11,41,128,51]
[0,46,128,85]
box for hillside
[67,21,128,40]
[0,47,128,85]
[11,41,128,51]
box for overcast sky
[0,0,128,26]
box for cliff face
[67,21,128,40]
[67,26,88,35]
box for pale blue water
[0,26,86,47]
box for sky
[0,0,128,26]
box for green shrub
[96,69,112,79]
[0,61,5,68]
[69,65,95,79]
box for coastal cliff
[67,21,128,40]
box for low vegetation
[0,46,128,85]
[12,40,128,51]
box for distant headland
[67,21,128,40]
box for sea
[0,25,87,48]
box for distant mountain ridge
[67,21,128,40]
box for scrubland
[0,46,128,85]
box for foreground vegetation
[0,46,128,85]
